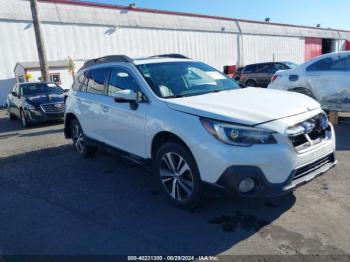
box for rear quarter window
[72,72,86,91]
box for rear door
[261,63,289,86]
[76,67,110,142]
[304,53,350,111]
[255,63,275,86]
[241,64,257,85]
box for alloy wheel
[21,111,27,127]
[160,152,194,202]
[72,122,85,154]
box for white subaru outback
[64,54,337,208]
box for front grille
[287,113,330,152]
[40,103,65,114]
[293,154,335,181]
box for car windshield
[285,62,298,69]
[137,61,240,98]
[21,83,64,96]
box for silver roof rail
[82,55,133,68]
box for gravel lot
[0,109,349,256]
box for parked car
[240,62,298,87]
[6,82,65,127]
[268,52,350,112]
[64,54,336,208]
[233,66,244,81]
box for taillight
[271,74,279,82]
[240,74,244,81]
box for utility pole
[30,0,50,82]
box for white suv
[64,54,337,208]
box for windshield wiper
[164,94,185,99]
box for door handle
[76,98,82,103]
[102,105,109,113]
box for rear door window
[306,55,350,72]
[258,64,270,73]
[329,55,350,71]
[243,64,257,73]
[86,68,110,95]
[276,63,290,70]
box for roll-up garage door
[305,38,322,61]
[346,40,350,51]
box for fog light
[238,177,255,193]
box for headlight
[200,118,277,146]
[24,102,36,110]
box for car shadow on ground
[0,145,296,255]
[0,112,63,136]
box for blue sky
[82,0,350,30]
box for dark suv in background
[240,62,297,87]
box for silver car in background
[268,51,350,112]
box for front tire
[71,119,97,158]
[154,142,202,209]
[20,109,29,128]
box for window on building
[86,68,110,95]
[107,68,138,97]
[50,73,61,84]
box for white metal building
[0,0,350,105]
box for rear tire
[154,142,202,209]
[290,87,316,100]
[70,119,97,158]
[245,80,256,87]
[7,106,16,120]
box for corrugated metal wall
[0,20,238,105]
[42,23,238,70]
[242,35,305,65]
[0,21,38,79]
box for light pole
[29,0,50,82]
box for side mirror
[11,91,18,97]
[113,89,137,103]
[113,89,138,110]
[63,89,69,93]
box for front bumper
[24,109,64,123]
[215,152,337,197]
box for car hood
[166,88,320,126]
[25,93,64,105]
